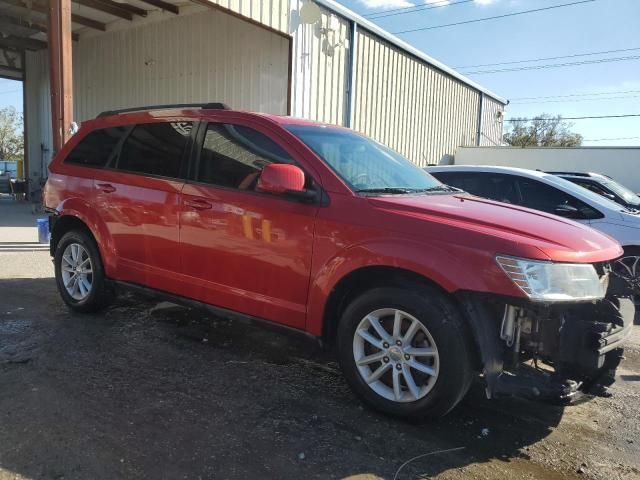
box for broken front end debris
[458,284,633,403]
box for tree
[0,106,24,161]
[503,114,583,147]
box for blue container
[37,217,50,244]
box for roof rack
[97,103,229,118]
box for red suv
[44,104,633,418]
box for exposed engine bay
[458,272,634,403]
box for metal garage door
[72,6,291,121]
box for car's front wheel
[337,286,475,419]
[54,229,113,312]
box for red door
[92,121,192,290]
[178,122,319,329]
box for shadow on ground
[0,278,566,480]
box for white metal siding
[24,50,53,180]
[290,0,350,126]
[73,8,290,121]
[206,0,289,33]
[480,96,505,146]
[353,28,481,166]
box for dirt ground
[1,198,639,480]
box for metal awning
[0,0,191,80]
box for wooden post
[48,0,73,154]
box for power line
[584,136,640,142]
[511,89,640,101]
[511,94,640,105]
[393,0,597,35]
[365,0,474,20]
[506,114,640,122]
[455,46,640,69]
[363,0,452,17]
[462,55,640,75]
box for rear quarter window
[64,127,127,167]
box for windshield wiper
[355,187,417,194]
[423,185,464,193]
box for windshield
[602,179,640,206]
[285,125,442,193]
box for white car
[426,165,640,288]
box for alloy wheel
[61,243,94,301]
[352,308,439,403]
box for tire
[337,286,474,419]
[54,229,113,313]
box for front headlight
[496,256,607,302]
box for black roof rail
[97,103,229,118]
[545,171,592,177]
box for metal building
[0,0,506,191]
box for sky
[0,79,22,113]
[1,0,639,146]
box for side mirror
[554,204,580,218]
[257,164,316,201]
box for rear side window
[197,123,293,190]
[64,127,126,167]
[117,122,192,178]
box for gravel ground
[0,198,638,480]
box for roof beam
[73,0,132,20]
[101,0,147,17]
[0,0,107,31]
[0,64,23,74]
[0,36,47,51]
[135,0,179,15]
[0,14,80,41]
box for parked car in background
[547,171,640,211]
[44,105,632,419]
[428,165,640,299]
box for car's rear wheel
[54,230,113,312]
[337,286,474,419]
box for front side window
[197,124,294,190]
[573,180,610,198]
[117,122,192,178]
[285,125,440,193]
[517,178,601,219]
[65,127,127,167]
[436,172,518,204]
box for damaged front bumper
[458,291,634,404]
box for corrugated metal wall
[479,95,505,146]
[24,50,53,182]
[207,0,289,33]
[353,28,481,166]
[290,0,351,126]
[73,8,290,122]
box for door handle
[96,183,116,193]
[185,198,212,210]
